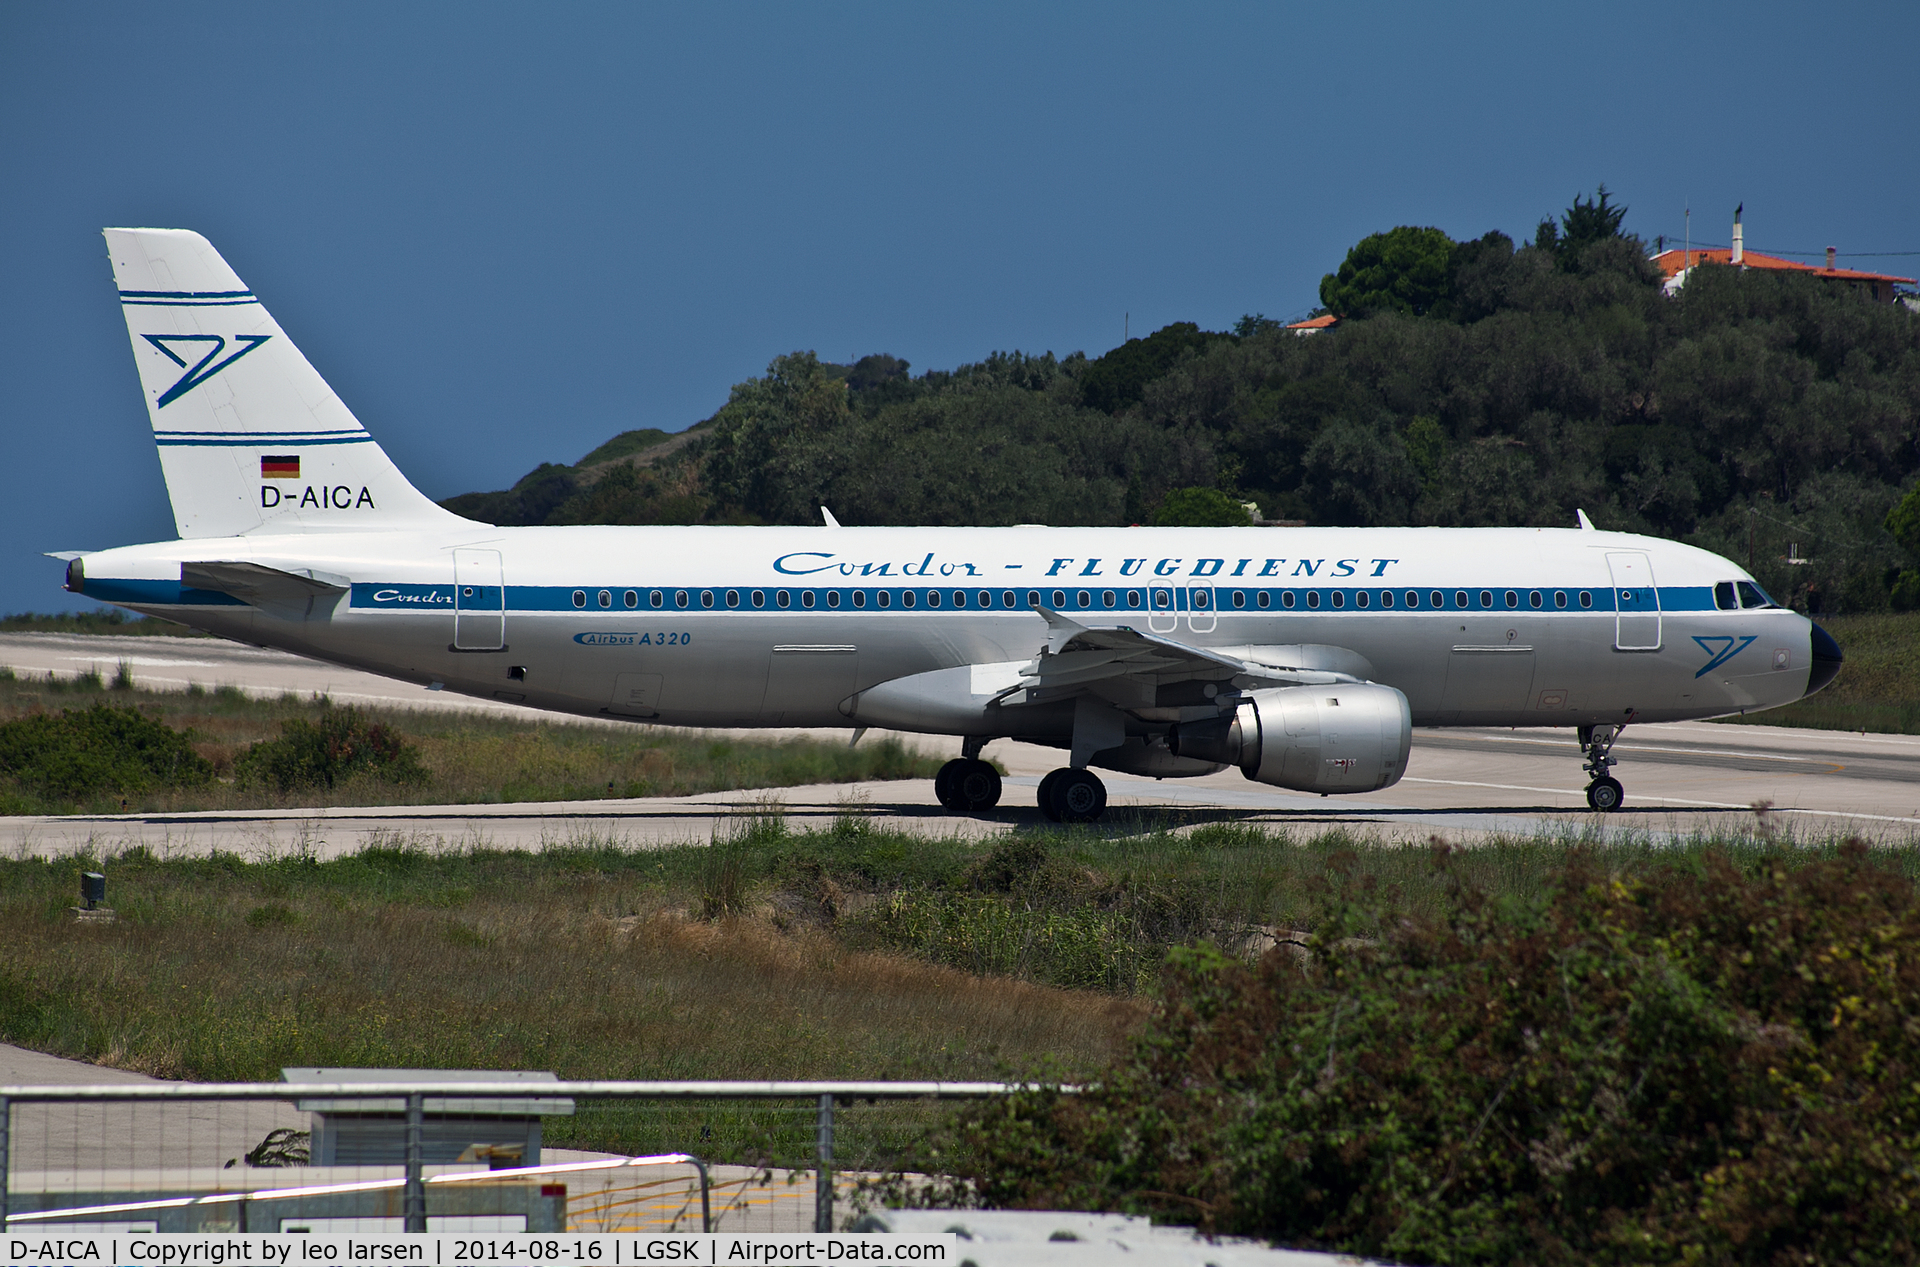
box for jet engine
[1169,683,1412,794]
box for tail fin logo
[140,333,272,407]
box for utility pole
[1748,506,1756,569]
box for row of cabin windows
[565,587,1615,612]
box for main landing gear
[1579,723,1625,812]
[1037,767,1107,824]
[934,757,1002,812]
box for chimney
[1826,246,1836,270]
[1731,203,1744,265]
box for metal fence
[0,1080,1019,1235]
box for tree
[1152,487,1253,526]
[1080,323,1230,414]
[1318,226,1456,317]
[1535,185,1630,270]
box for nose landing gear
[1579,722,1628,811]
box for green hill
[441,190,1920,615]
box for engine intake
[1169,683,1412,794]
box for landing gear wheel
[934,759,974,811]
[953,758,1001,811]
[1046,768,1108,824]
[1036,768,1067,822]
[1586,776,1624,812]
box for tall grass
[0,675,941,813]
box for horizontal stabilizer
[182,561,348,618]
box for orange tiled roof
[1285,313,1340,330]
[1651,247,1914,286]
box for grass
[0,673,942,814]
[0,610,210,637]
[1714,610,1920,734]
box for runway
[2,631,1916,857]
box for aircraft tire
[1586,777,1625,812]
[934,759,967,812]
[955,759,1001,811]
[1049,768,1108,824]
[1037,768,1066,821]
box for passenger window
[1479,590,1492,608]
[1529,591,1542,609]
[800,590,813,608]
[751,590,765,608]
[725,590,739,608]
[1354,591,1368,609]
[1076,590,1090,607]
[1232,590,1245,609]
[775,590,789,608]
[1027,590,1041,608]
[1257,590,1270,609]
[1381,590,1394,608]
[1126,589,1141,607]
[1406,590,1420,608]
[1002,590,1015,607]
[1332,591,1345,609]
[1578,590,1592,608]
[1554,591,1566,609]
[675,590,689,609]
[598,590,612,608]
[1283,591,1296,609]
[700,590,713,609]
[1103,591,1116,608]
[1455,591,1468,608]
[1429,591,1442,608]
[1505,590,1518,608]
[852,591,867,608]
[826,591,840,609]
[1193,590,1210,609]
[876,591,891,609]
[1052,589,1066,607]
[1306,592,1320,609]
[572,590,586,609]
[650,590,663,608]
[1714,581,1738,610]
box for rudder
[105,228,472,538]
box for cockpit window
[1735,580,1777,609]
[1714,581,1738,610]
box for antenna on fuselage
[1576,509,1596,530]
[821,506,841,528]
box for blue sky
[2,1,1916,613]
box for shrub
[0,703,211,803]
[235,705,428,791]
[953,844,1920,1264]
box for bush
[1152,487,1253,527]
[953,844,1920,1264]
[235,705,428,791]
[0,703,211,803]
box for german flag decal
[261,455,300,479]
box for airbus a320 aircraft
[58,229,1843,821]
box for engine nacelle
[1169,683,1412,794]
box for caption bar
[4,1234,958,1267]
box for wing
[996,607,1362,721]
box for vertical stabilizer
[104,228,472,538]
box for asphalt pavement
[2,631,1916,856]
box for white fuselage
[77,522,1818,742]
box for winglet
[821,506,841,528]
[1035,605,1089,655]
[1576,509,1596,531]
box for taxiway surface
[2,631,1914,857]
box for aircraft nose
[1805,623,1843,696]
